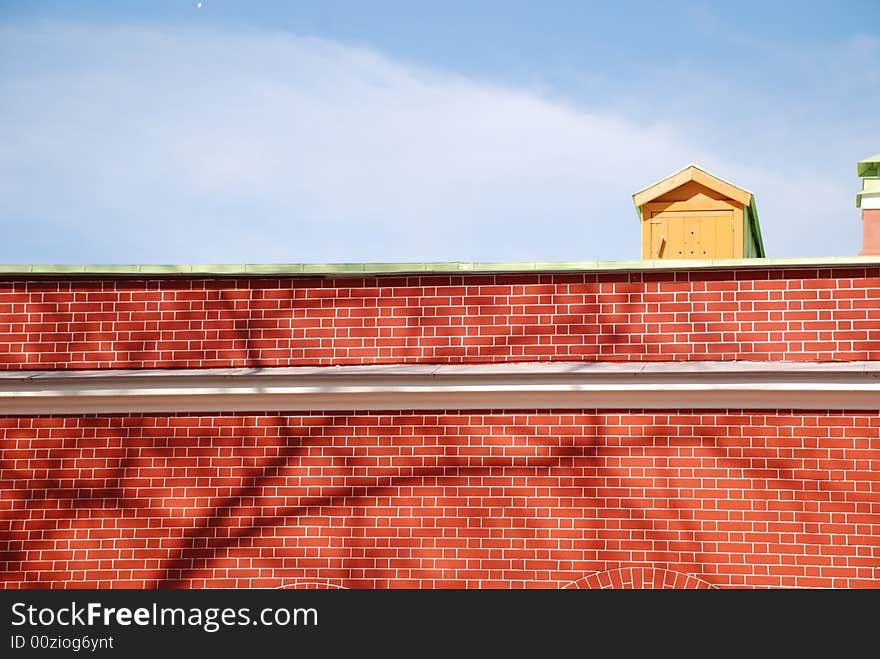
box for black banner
[0,588,871,655]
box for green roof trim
[0,256,878,278]
[857,153,880,178]
[747,194,766,257]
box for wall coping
[1,256,879,278]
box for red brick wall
[2,267,879,370]
[2,411,878,589]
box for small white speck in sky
[196,2,203,8]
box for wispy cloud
[0,23,873,263]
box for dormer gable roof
[632,164,752,208]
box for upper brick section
[1,266,879,370]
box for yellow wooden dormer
[632,165,765,260]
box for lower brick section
[1,411,879,589]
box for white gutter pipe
[1,362,878,414]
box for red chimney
[857,153,880,255]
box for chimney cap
[857,153,880,178]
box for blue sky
[1,1,877,263]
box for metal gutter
[2,361,878,414]
[0,256,879,278]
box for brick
[1,410,878,589]
[1,267,879,369]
